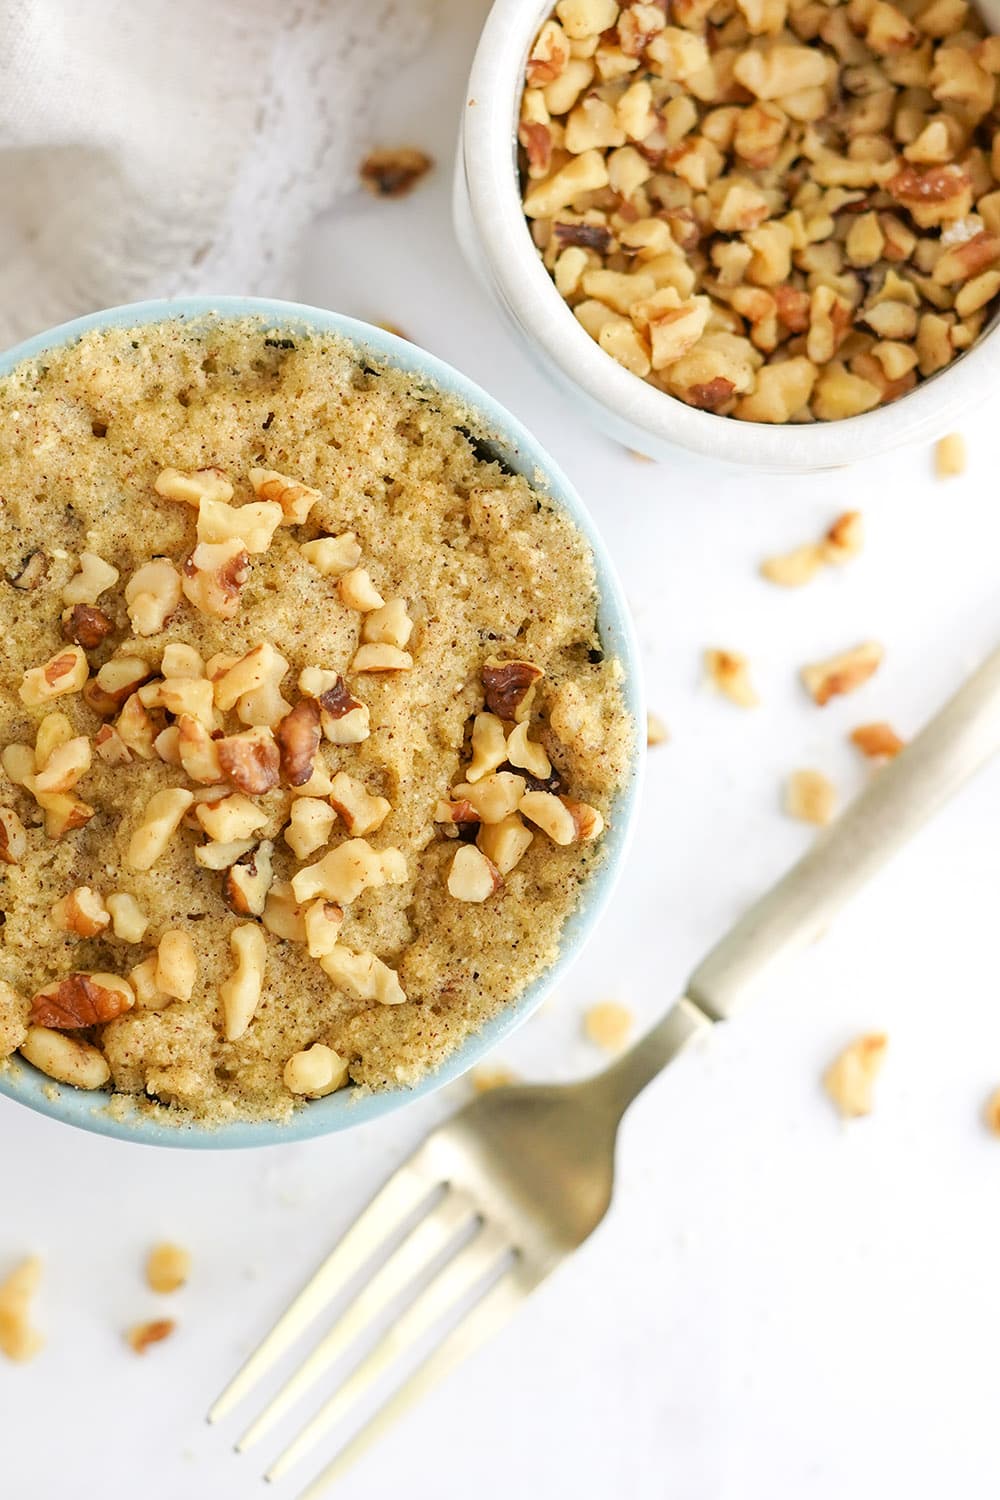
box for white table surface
[5,5,1000,1496]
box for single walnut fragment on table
[982,1088,1000,1136]
[761,511,863,587]
[583,1001,633,1052]
[823,1033,888,1119]
[801,642,884,707]
[0,1256,44,1363]
[146,1243,191,1295]
[704,648,758,708]
[935,432,966,477]
[126,1318,176,1355]
[785,769,837,827]
[360,147,433,198]
[851,722,905,760]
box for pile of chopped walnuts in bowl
[517,0,1000,423]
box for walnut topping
[6,549,49,592]
[360,146,433,198]
[181,539,250,620]
[125,558,182,636]
[116,694,157,760]
[106,893,149,943]
[19,646,88,707]
[50,887,111,938]
[0,1258,43,1363]
[216,727,281,795]
[291,838,407,905]
[447,844,504,902]
[176,715,223,785]
[319,945,406,1006]
[466,712,509,783]
[155,930,198,1001]
[84,655,156,716]
[154,466,234,506]
[196,497,283,554]
[220,924,268,1041]
[0,806,27,866]
[276,698,321,786]
[126,1319,176,1355]
[481,657,544,722]
[785,768,837,826]
[262,881,307,942]
[20,1025,110,1089]
[30,971,135,1028]
[704,648,758,707]
[127,788,195,870]
[519,789,579,845]
[506,721,553,781]
[34,736,91,795]
[450,772,527,825]
[62,551,119,607]
[222,841,275,917]
[285,798,338,860]
[801,641,884,706]
[477,814,534,874]
[299,670,371,744]
[194,793,268,843]
[214,643,284,711]
[283,1042,350,1096]
[562,796,605,841]
[63,603,115,649]
[361,597,414,650]
[337,567,385,613]
[146,1243,191,1295]
[129,955,170,1011]
[37,791,96,840]
[302,899,345,958]
[850,721,905,758]
[329,771,391,837]
[194,837,258,871]
[299,532,362,577]
[247,467,322,525]
[350,643,414,673]
[823,1032,888,1117]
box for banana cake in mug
[0,316,632,1125]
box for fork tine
[295,1269,528,1500]
[208,1159,436,1425]
[235,1187,476,1452]
[265,1222,511,1484]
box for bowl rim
[0,294,645,1150]
[462,0,1000,469]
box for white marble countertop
[4,4,1000,1496]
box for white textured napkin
[0,0,436,347]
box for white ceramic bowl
[456,0,1000,470]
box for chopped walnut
[0,1257,43,1363]
[450,772,527,825]
[216,727,281,795]
[146,1243,191,1295]
[194,793,268,843]
[30,971,135,1028]
[50,887,111,938]
[646,712,669,746]
[285,798,338,860]
[291,838,407,905]
[760,543,825,588]
[106,893,149,943]
[983,1087,1000,1135]
[62,551,119,607]
[329,771,391,837]
[360,146,433,198]
[19,646,89,708]
[7,550,49,592]
[299,670,371,745]
[276,698,322,787]
[0,806,27,866]
[583,1000,634,1051]
[220,924,268,1041]
[447,844,504,902]
[247,467,322,526]
[63,603,115,649]
[477,814,534,875]
[222,842,275,917]
[126,1318,176,1355]
[127,788,195,870]
[338,567,385,613]
[785,768,837,826]
[506,721,553,781]
[125,558,182,636]
[299,532,362,577]
[466,712,509,783]
[470,1065,518,1093]
[19,1025,110,1088]
[155,930,198,1001]
[823,1032,888,1118]
[850,721,905,758]
[361,598,414,650]
[262,881,308,942]
[283,1042,350,1096]
[84,654,155,716]
[935,431,966,476]
[704,648,758,707]
[801,641,884,706]
[350,643,413,673]
[302,899,345,958]
[197,497,283,554]
[319,945,406,1006]
[181,539,250,620]
[154,466,233,506]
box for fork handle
[686,643,1000,1023]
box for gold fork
[208,644,1000,1496]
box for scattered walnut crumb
[704,648,758,708]
[146,1243,191,1295]
[785,769,836,827]
[850,722,905,760]
[360,147,433,198]
[646,712,669,747]
[823,1033,888,1119]
[470,1064,518,1093]
[583,1000,633,1052]
[935,432,966,478]
[0,1256,43,1363]
[126,1318,176,1354]
[801,641,883,707]
[762,511,863,588]
[983,1087,1000,1135]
